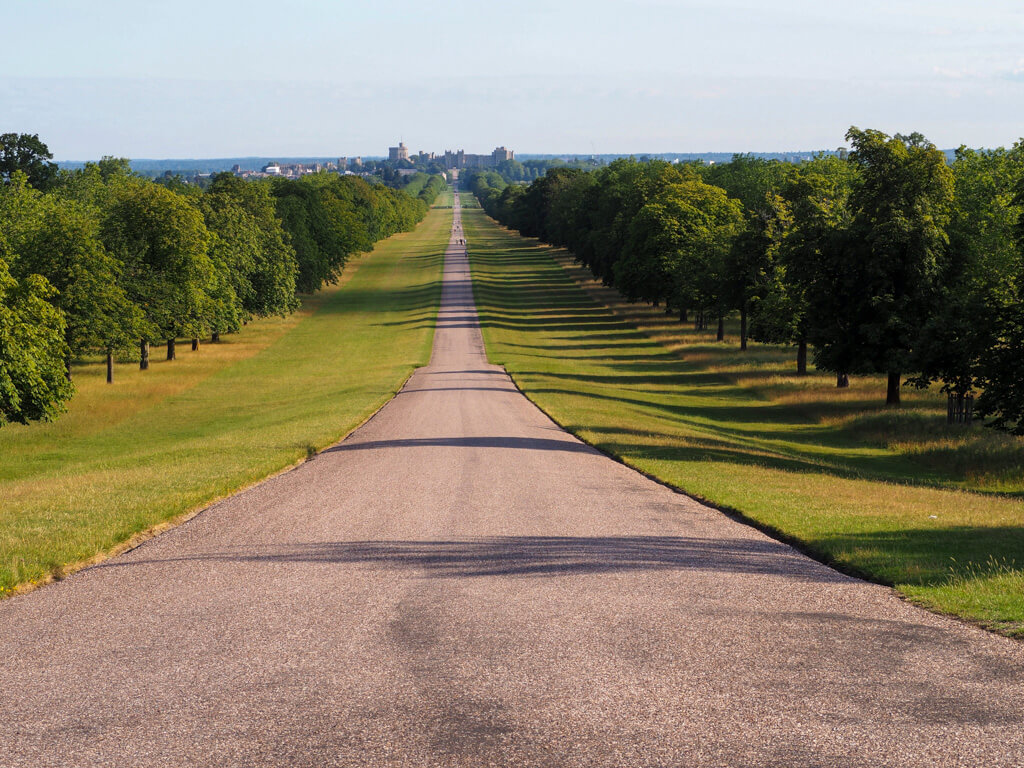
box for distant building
[388,142,410,162]
[263,162,282,175]
[337,157,347,170]
[352,156,362,167]
[438,146,515,170]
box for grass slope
[463,205,1024,638]
[0,206,450,596]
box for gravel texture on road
[2,191,1023,768]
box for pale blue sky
[3,0,1022,159]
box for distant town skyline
[3,1,1023,160]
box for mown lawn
[0,206,449,596]
[432,189,455,208]
[463,204,1024,638]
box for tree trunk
[140,339,149,370]
[65,353,72,383]
[796,339,808,376]
[740,303,748,351]
[886,371,901,406]
[836,372,849,388]
[679,307,687,323]
[212,330,220,343]
[167,338,176,361]
[191,337,199,351]
[694,312,701,331]
[716,315,725,341]
[106,351,114,384]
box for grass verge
[0,206,450,597]
[462,205,1024,638]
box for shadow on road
[104,536,847,582]
[324,436,596,454]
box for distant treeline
[466,128,1024,433]
[0,134,446,426]
[394,172,447,205]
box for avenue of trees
[0,135,440,426]
[469,128,1024,433]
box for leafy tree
[0,176,142,381]
[101,181,212,365]
[767,155,857,376]
[975,291,1024,433]
[706,155,796,349]
[546,170,597,253]
[813,128,953,405]
[911,145,1024,400]
[974,162,1024,432]
[644,180,744,327]
[55,156,136,209]
[0,133,58,191]
[203,174,298,332]
[0,234,73,424]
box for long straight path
[2,189,1023,767]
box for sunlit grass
[463,204,1024,637]
[432,189,455,208]
[0,206,450,596]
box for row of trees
[469,128,1024,432]
[398,172,448,206]
[1,136,440,426]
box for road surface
[2,189,1023,767]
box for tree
[0,133,58,191]
[973,159,1024,432]
[975,290,1024,434]
[705,155,796,350]
[770,155,857,376]
[626,180,744,325]
[0,234,73,424]
[101,181,212,366]
[0,176,142,382]
[814,128,953,405]
[202,175,298,335]
[911,145,1024,402]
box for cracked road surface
[2,190,1023,767]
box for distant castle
[391,142,514,170]
[237,143,514,179]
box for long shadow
[396,387,516,394]
[105,536,843,582]
[324,436,596,455]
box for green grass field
[0,206,450,597]
[463,204,1024,638]
[432,189,455,208]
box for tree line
[0,134,444,426]
[467,128,1024,433]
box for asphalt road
[2,191,1023,768]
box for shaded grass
[463,205,1024,637]
[0,206,450,596]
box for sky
[2,0,1023,160]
